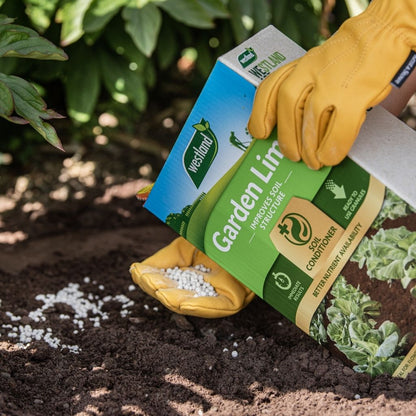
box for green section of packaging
[313,158,370,229]
[200,134,371,300]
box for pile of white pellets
[162,265,218,297]
[0,277,136,354]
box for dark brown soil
[1,113,416,416]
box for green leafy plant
[0,0,361,158]
[0,0,335,127]
[326,276,408,377]
[309,299,327,344]
[0,14,67,149]
[352,226,416,290]
[372,189,416,229]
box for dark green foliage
[0,1,362,156]
[0,13,67,150]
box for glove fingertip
[247,117,271,140]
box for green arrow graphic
[325,179,346,199]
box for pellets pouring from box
[145,26,416,378]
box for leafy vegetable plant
[326,276,408,377]
[0,14,67,149]
[352,226,416,290]
[372,189,416,229]
[309,300,327,345]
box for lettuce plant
[352,226,416,289]
[326,276,408,377]
[372,189,416,229]
[309,300,327,344]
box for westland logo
[238,47,257,68]
[277,213,312,246]
[183,118,218,188]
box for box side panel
[145,61,256,234]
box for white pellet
[231,350,238,358]
[2,281,136,354]
[6,312,21,321]
[163,265,218,297]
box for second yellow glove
[130,237,255,318]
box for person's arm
[381,68,416,116]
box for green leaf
[98,49,147,112]
[372,189,416,229]
[24,0,60,33]
[192,123,207,132]
[144,59,156,88]
[279,8,301,45]
[105,21,148,72]
[0,15,13,25]
[372,358,403,376]
[271,0,288,27]
[336,344,369,366]
[0,78,13,116]
[83,0,128,33]
[0,21,67,60]
[65,44,100,123]
[352,226,416,288]
[122,3,162,57]
[351,338,378,356]
[375,332,399,358]
[59,0,94,46]
[0,73,63,149]
[155,0,214,29]
[156,21,178,70]
[195,41,214,79]
[228,0,254,43]
[0,55,17,74]
[198,0,229,19]
[252,0,271,33]
[378,320,400,340]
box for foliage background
[0,0,367,163]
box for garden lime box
[145,26,416,378]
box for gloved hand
[130,237,255,318]
[248,0,416,169]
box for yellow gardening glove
[130,237,255,318]
[248,0,416,170]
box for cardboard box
[145,26,416,378]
